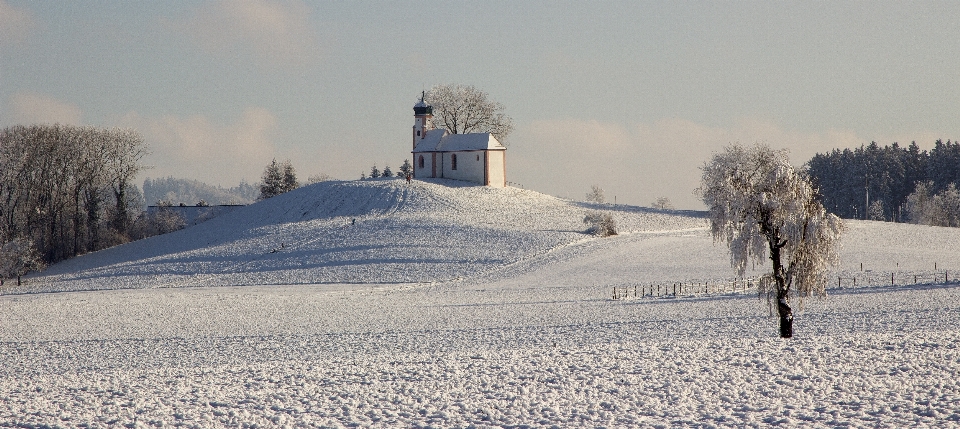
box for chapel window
[451,154,458,170]
[418,155,424,169]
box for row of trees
[364,160,413,180]
[0,124,149,282]
[807,140,960,222]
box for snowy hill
[22,178,960,294]
[28,178,705,293]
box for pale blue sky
[3,1,959,208]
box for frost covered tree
[0,237,45,286]
[698,144,844,338]
[907,181,960,226]
[585,185,606,204]
[259,159,298,200]
[282,162,298,191]
[0,124,150,264]
[425,84,515,144]
[868,200,886,221]
[259,159,284,200]
[398,159,413,177]
[652,197,674,210]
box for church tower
[412,91,433,150]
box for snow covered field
[2,179,959,427]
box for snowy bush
[307,172,333,184]
[583,211,617,237]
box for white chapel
[410,93,507,187]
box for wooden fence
[612,268,955,300]
[611,276,764,300]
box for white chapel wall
[486,150,506,187]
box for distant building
[410,93,506,187]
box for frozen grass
[2,178,959,427]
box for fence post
[891,272,894,285]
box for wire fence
[610,267,955,300]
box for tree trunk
[769,235,794,338]
[777,296,793,338]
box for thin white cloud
[512,117,877,209]
[175,0,320,68]
[122,107,278,186]
[0,0,35,47]
[6,92,82,125]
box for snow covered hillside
[26,178,705,293]
[2,178,960,427]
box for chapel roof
[412,129,505,153]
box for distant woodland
[807,139,960,225]
[143,177,259,206]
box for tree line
[144,176,259,206]
[806,139,960,224]
[0,124,149,282]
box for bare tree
[104,128,150,238]
[585,185,606,204]
[651,197,674,210]
[425,84,515,144]
[697,144,844,338]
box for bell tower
[412,91,433,150]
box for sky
[3,1,960,209]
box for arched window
[451,154,458,170]
[418,155,424,169]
